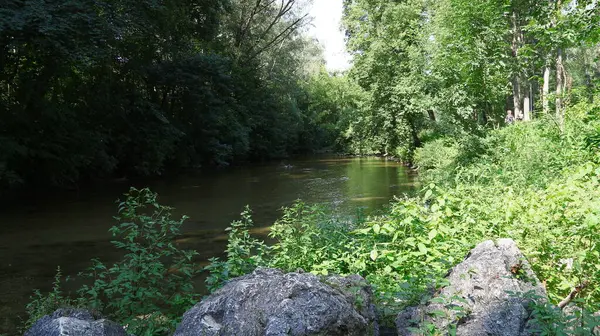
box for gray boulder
[174,268,377,336]
[397,239,547,336]
[25,308,128,336]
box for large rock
[397,239,547,336]
[174,268,377,336]
[25,308,128,336]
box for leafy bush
[268,202,357,275]
[517,291,600,335]
[204,206,270,292]
[76,188,200,335]
[22,188,200,335]
[413,138,458,170]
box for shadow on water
[0,155,417,333]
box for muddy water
[0,156,417,332]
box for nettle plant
[77,187,200,335]
[204,206,270,292]
[204,202,358,292]
[268,201,357,275]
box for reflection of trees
[345,159,413,210]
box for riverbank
[27,237,565,336]
[201,108,600,331]
[13,104,600,334]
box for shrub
[268,201,357,275]
[204,206,270,292]
[414,138,458,171]
[77,187,200,335]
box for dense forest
[11,0,600,334]
[4,0,598,191]
[1,0,331,192]
[329,0,599,158]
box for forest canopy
[2,0,600,191]
[0,0,329,191]
[332,0,600,158]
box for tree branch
[243,13,308,65]
[558,281,589,309]
[245,0,297,55]
[237,0,264,47]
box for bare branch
[558,281,589,309]
[247,0,297,53]
[244,13,308,64]
[236,0,262,47]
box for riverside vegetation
[11,0,600,334]
[25,105,600,335]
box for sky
[308,0,352,71]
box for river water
[0,155,417,332]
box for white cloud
[308,0,352,71]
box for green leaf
[370,249,379,261]
[424,190,433,201]
[418,243,428,255]
[429,309,447,318]
[373,224,381,234]
[428,229,438,241]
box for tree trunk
[411,124,421,148]
[523,96,531,121]
[427,110,436,122]
[556,48,564,131]
[511,11,523,120]
[543,62,551,114]
[530,83,535,118]
[512,76,522,120]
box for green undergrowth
[25,102,600,334]
[206,102,600,328]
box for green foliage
[204,206,270,292]
[21,188,201,335]
[334,0,600,162]
[23,267,74,331]
[302,69,368,152]
[516,292,600,336]
[268,202,357,275]
[413,138,460,181]
[204,201,360,291]
[406,105,600,310]
[76,188,200,335]
[341,0,428,160]
[207,101,600,329]
[0,0,330,193]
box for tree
[342,0,428,158]
[0,0,330,192]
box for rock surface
[174,268,377,336]
[24,308,129,336]
[397,239,547,336]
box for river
[0,155,417,333]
